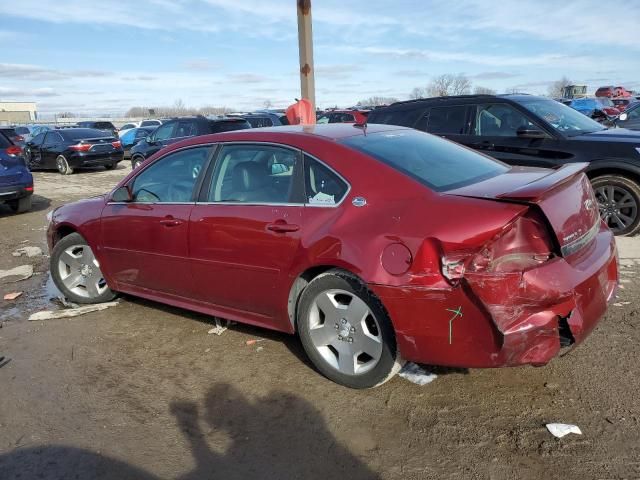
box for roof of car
[377,94,550,111]
[204,123,405,141]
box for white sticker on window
[308,192,335,205]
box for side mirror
[145,136,155,144]
[271,163,288,175]
[516,126,547,139]
[618,113,628,121]
[111,185,133,202]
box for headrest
[231,162,269,192]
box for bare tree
[504,87,522,94]
[409,87,427,99]
[426,74,471,97]
[356,96,399,107]
[547,76,573,98]
[263,99,273,109]
[473,86,496,95]
[57,111,76,118]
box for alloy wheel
[56,243,108,299]
[307,289,383,376]
[595,184,638,233]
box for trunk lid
[446,163,600,257]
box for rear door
[101,146,211,296]
[26,132,46,167]
[466,102,565,168]
[189,143,304,327]
[41,131,64,167]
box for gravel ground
[0,165,639,479]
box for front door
[189,143,304,326]
[100,146,212,297]
[465,102,565,168]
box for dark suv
[129,116,251,169]
[367,94,640,235]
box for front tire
[104,162,116,170]
[592,175,640,236]
[297,270,403,388]
[50,232,116,304]
[56,155,74,175]
[8,196,32,214]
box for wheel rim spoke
[57,243,106,299]
[309,288,383,376]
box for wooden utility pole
[297,0,315,111]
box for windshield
[514,97,605,136]
[341,129,509,192]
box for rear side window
[417,106,469,135]
[209,120,251,134]
[341,129,508,192]
[0,131,10,148]
[368,108,424,127]
[304,155,348,206]
[246,117,273,128]
[174,121,197,138]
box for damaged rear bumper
[370,227,618,368]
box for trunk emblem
[352,196,367,207]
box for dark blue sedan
[0,131,33,213]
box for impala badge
[584,199,594,212]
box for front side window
[43,132,63,146]
[420,106,468,135]
[628,105,640,120]
[121,123,136,130]
[304,156,348,205]
[135,129,150,139]
[31,132,45,145]
[153,122,174,141]
[131,147,210,203]
[341,129,508,192]
[207,144,299,204]
[472,103,539,137]
[514,97,605,136]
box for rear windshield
[14,126,30,135]
[61,128,112,141]
[340,129,508,192]
[209,120,251,134]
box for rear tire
[591,175,640,236]
[8,196,32,214]
[56,155,74,175]
[104,162,116,170]
[131,156,144,169]
[50,232,116,304]
[297,269,404,389]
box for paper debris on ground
[3,292,23,300]
[398,362,438,386]
[256,346,264,352]
[546,423,582,438]
[208,317,229,336]
[0,265,34,283]
[245,339,265,346]
[29,301,119,321]
[12,246,43,258]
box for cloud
[394,70,429,78]
[121,75,157,81]
[470,71,519,80]
[355,47,593,68]
[0,87,60,98]
[0,63,111,81]
[182,59,220,71]
[226,73,270,84]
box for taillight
[69,143,92,152]
[441,211,554,283]
[5,145,22,156]
[111,140,121,148]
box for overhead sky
[1,0,639,116]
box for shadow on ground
[0,383,377,480]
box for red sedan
[46,124,619,388]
